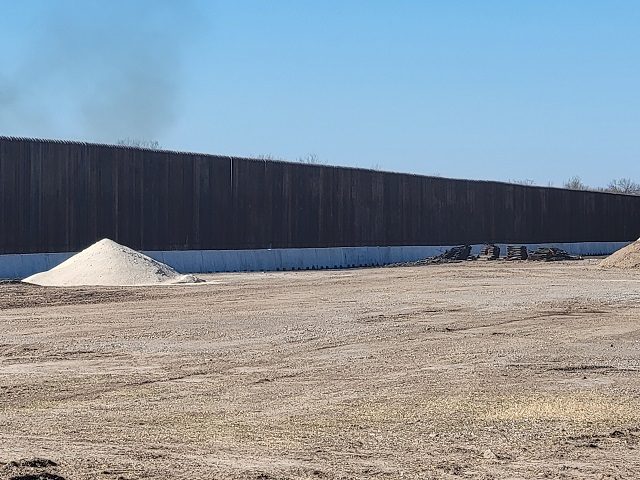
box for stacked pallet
[506,245,528,260]
[528,247,581,261]
[479,244,500,260]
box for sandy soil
[1,260,640,479]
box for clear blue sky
[1,1,638,187]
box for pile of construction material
[388,243,588,267]
[432,245,472,262]
[23,239,203,287]
[504,245,581,261]
[506,245,528,261]
[387,245,474,267]
[479,244,500,260]
[600,238,640,269]
[528,247,581,261]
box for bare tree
[117,138,161,149]
[297,153,326,165]
[563,176,587,190]
[509,179,535,186]
[256,154,284,161]
[605,178,640,195]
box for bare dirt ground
[1,260,640,479]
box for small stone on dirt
[483,448,498,459]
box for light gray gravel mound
[23,239,202,286]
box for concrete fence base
[0,242,630,280]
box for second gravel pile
[600,239,640,269]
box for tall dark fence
[1,136,639,254]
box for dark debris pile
[387,245,474,267]
[528,247,582,261]
[385,243,583,268]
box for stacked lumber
[506,245,528,260]
[479,244,500,260]
[528,247,582,261]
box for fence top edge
[1,135,638,198]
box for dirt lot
[1,260,640,479]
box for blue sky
[1,1,638,187]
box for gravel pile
[23,239,202,286]
[600,239,640,269]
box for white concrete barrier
[0,252,74,280]
[0,242,631,280]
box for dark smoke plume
[0,0,204,143]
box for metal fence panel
[1,136,639,254]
